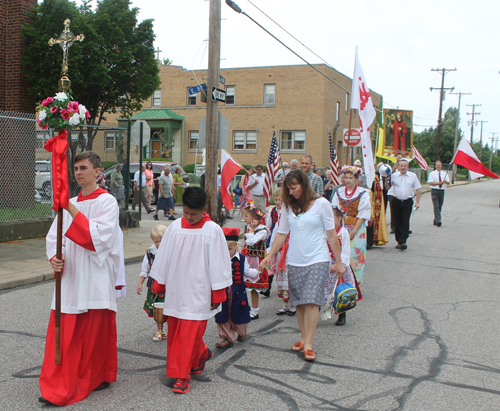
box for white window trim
[232,130,258,152]
[188,130,199,152]
[153,89,161,107]
[264,83,276,106]
[225,85,235,105]
[280,130,306,153]
[105,131,118,151]
[187,90,197,106]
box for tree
[162,57,173,66]
[413,107,462,165]
[22,0,160,137]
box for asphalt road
[1,180,499,410]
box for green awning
[128,109,184,121]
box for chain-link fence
[0,111,128,222]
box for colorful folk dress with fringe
[331,186,371,284]
[140,246,165,317]
[242,224,269,291]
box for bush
[101,161,117,169]
[183,163,196,173]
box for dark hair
[255,164,263,170]
[242,206,262,221]
[332,207,344,220]
[182,187,207,211]
[300,154,313,164]
[146,162,153,169]
[282,169,318,215]
[75,151,101,169]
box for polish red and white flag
[452,138,499,179]
[351,47,376,188]
[221,149,243,211]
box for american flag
[328,128,341,185]
[412,146,429,170]
[263,131,281,205]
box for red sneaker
[172,376,191,394]
[191,347,214,374]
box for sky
[86,0,500,149]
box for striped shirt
[308,171,324,196]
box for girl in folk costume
[214,227,252,348]
[262,188,282,298]
[331,165,371,285]
[324,206,362,326]
[241,200,269,320]
[136,225,168,341]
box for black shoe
[390,230,395,234]
[168,215,176,220]
[276,308,288,315]
[94,382,110,391]
[399,243,407,251]
[395,243,401,249]
[39,397,55,405]
[287,310,296,316]
[260,289,270,297]
[250,313,259,320]
[153,214,159,220]
[408,230,412,235]
[335,312,346,326]
[437,222,442,227]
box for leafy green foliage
[22,0,160,129]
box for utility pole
[430,68,456,161]
[466,103,481,145]
[477,120,487,161]
[489,133,498,171]
[205,0,221,219]
[450,91,470,182]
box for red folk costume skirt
[242,247,268,291]
[39,309,117,406]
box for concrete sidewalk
[0,180,474,291]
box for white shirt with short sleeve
[389,171,421,200]
[277,197,335,266]
[428,170,450,191]
[249,173,265,196]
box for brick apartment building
[125,63,382,169]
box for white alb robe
[149,219,232,321]
[46,193,121,314]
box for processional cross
[48,18,85,76]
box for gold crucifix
[48,19,85,76]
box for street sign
[219,75,225,85]
[188,83,207,96]
[212,87,226,102]
[131,120,151,147]
[198,111,229,149]
[343,128,361,147]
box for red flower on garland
[235,281,241,285]
[241,301,246,306]
[234,262,240,267]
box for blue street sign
[219,75,225,85]
[188,83,207,96]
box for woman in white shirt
[260,170,345,362]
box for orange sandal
[215,339,233,349]
[291,341,304,352]
[304,349,316,361]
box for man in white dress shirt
[247,164,266,213]
[385,158,421,250]
[427,160,450,227]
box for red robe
[392,118,408,153]
[152,214,227,379]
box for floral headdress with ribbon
[243,200,265,218]
[340,165,362,176]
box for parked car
[35,160,52,197]
[105,161,188,205]
[35,190,42,203]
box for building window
[189,131,199,151]
[153,89,161,107]
[225,86,235,105]
[336,101,341,122]
[264,84,275,105]
[233,131,257,151]
[280,130,306,152]
[187,90,197,106]
[105,131,118,151]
